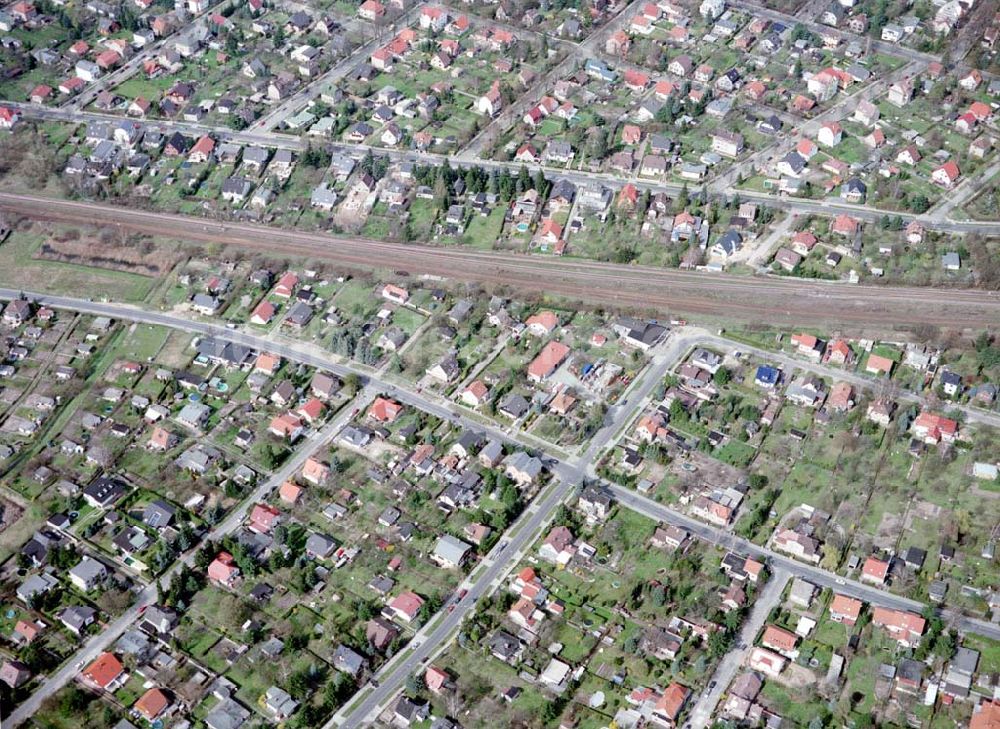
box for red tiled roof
[82,652,124,689]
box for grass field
[0,229,156,303]
[118,324,170,361]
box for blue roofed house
[585,58,618,83]
[755,365,781,389]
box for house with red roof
[872,607,925,647]
[796,138,818,160]
[388,591,424,622]
[528,341,570,383]
[863,128,886,149]
[525,311,559,336]
[791,333,824,360]
[12,619,43,644]
[515,144,538,163]
[537,219,563,246]
[148,425,177,451]
[624,68,650,92]
[861,556,889,585]
[279,480,303,504]
[477,79,503,117]
[358,0,384,18]
[249,503,281,534]
[369,397,403,423]
[302,457,330,484]
[29,84,52,103]
[382,283,409,304]
[622,124,642,145]
[932,161,961,188]
[254,352,280,376]
[865,353,894,376]
[829,594,863,625]
[762,625,799,658]
[912,411,959,444]
[296,397,325,424]
[250,300,276,325]
[81,652,126,692]
[207,552,240,585]
[653,682,691,725]
[59,77,86,95]
[272,271,298,298]
[631,13,652,33]
[749,647,786,677]
[618,183,639,208]
[0,106,20,130]
[539,525,576,564]
[817,121,842,147]
[956,112,978,135]
[461,380,489,408]
[655,79,677,100]
[95,49,122,70]
[447,14,469,34]
[969,101,992,123]
[269,412,304,442]
[971,699,1000,729]
[522,105,543,127]
[790,231,818,256]
[370,46,393,71]
[425,666,451,694]
[419,5,447,31]
[831,214,859,236]
[188,134,215,163]
[11,1,37,22]
[134,688,170,722]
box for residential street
[4,393,368,728]
[688,569,792,729]
[4,289,1000,727]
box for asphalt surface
[687,569,791,729]
[4,194,1000,330]
[4,291,999,727]
[607,485,1000,642]
[3,103,999,233]
[329,473,581,727]
[5,395,363,728]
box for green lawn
[0,229,156,303]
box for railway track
[3,192,999,329]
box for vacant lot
[0,223,159,302]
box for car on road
[457,588,468,601]
[498,541,509,552]
[836,578,845,585]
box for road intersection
[2,289,998,727]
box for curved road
[3,193,1000,329]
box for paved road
[688,569,791,729]
[607,485,1000,641]
[6,101,1000,234]
[713,335,1000,431]
[4,291,1000,727]
[5,394,363,728]
[0,288,693,727]
[251,6,423,131]
[5,194,1000,330]
[329,472,581,727]
[455,0,642,161]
